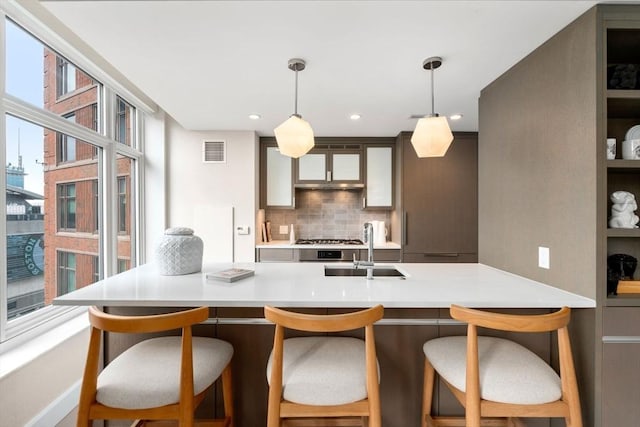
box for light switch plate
[279,225,288,234]
[236,226,250,235]
[538,246,550,269]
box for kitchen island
[54,261,594,308]
[54,262,594,427]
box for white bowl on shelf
[622,139,640,160]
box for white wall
[165,116,259,262]
[0,316,88,427]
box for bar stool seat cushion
[423,336,561,405]
[266,336,373,406]
[96,336,233,409]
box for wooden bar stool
[76,306,234,427]
[264,305,384,427]
[422,305,582,427]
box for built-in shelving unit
[605,25,640,305]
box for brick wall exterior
[42,49,132,304]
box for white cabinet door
[297,153,327,181]
[366,146,393,208]
[332,153,360,181]
[266,146,293,207]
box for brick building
[42,48,132,304]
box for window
[56,57,76,97]
[117,259,129,274]
[57,251,76,296]
[93,180,99,233]
[2,15,144,343]
[92,256,100,283]
[57,183,76,231]
[118,176,127,233]
[57,114,76,163]
[116,96,135,147]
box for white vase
[155,227,203,275]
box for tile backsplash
[264,189,391,241]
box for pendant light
[274,58,315,158]
[411,56,454,157]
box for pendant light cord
[430,65,435,117]
[293,68,299,116]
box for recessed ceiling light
[248,114,261,120]
[449,114,463,120]
[350,114,361,120]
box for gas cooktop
[295,238,364,245]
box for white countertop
[256,240,401,249]
[53,262,595,309]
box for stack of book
[261,220,272,242]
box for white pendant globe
[410,116,454,157]
[274,115,315,158]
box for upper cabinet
[295,143,363,188]
[260,139,294,209]
[260,137,395,209]
[364,145,394,209]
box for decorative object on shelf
[609,191,640,229]
[607,253,638,295]
[289,223,296,244]
[411,56,454,158]
[616,280,640,294]
[155,227,203,275]
[625,124,640,142]
[607,64,640,89]
[607,138,616,160]
[622,139,640,160]
[274,58,315,158]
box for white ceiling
[39,1,623,137]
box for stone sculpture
[609,191,640,229]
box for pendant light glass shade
[274,115,315,158]
[411,115,453,157]
[411,56,453,158]
[275,58,314,158]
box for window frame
[56,182,76,231]
[56,251,76,296]
[0,6,153,346]
[56,56,76,98]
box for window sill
[0,307,88,380]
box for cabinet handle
[363,197,366,208]
[423,253,459,257]
[403,211,408,245]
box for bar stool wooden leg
[221,363,234,427]
[422,357,435,427]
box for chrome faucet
[354,222,375,279]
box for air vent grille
[203,140,226,163]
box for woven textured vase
[155,227,203,275]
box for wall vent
[203,140,226,163]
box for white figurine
[609,191,640,229]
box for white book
[206,268,254,283]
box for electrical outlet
[279,225,288,234]
[538,246,550,269]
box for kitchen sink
[324,265,406,277]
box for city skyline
[6,19,48,194]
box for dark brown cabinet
[399,131,478,263]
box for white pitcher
[369,221,387,245]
